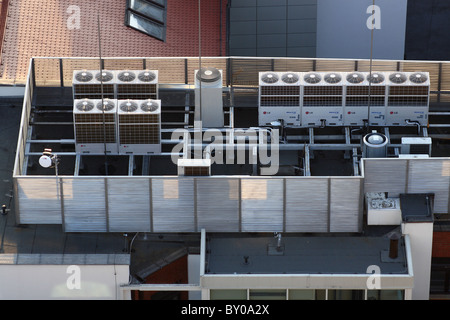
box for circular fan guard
[261,72,279,84]
[95,71,114,82]
[138,71,156,82]
[140,100,159,112]
[346,72,364,84]
[325,73,342,84]
[410,72,428,84]
[367,73,385,84]
[97,100,115,111]
[120,101,138,112]
[281,73,299,84]
[75,71,93,82]
[304,73,321,84]
[76,99,95,112]
[389,73,407,84]
[118,71,136,82]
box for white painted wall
[0,262,130,300]
[188,254,201,300]
[402,222,434,300]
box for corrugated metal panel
[16,178,62,224]
[285,178,328,232]
[63,179,107,232]
[196,178,240,232]
[363,159,408,197]
[330,178,362,232]
[230,58,273,86]
[407,159,450,213]
[241,179,283,232]
[273,59,314,72]
[152,178,195,232]
[107,178,150,232]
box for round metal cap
[39,155,53,168]
[196,67,221,83]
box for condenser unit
[354,72,387,126]
[195,67,223,128]
[72,70,116,100]
[117,99,161,155]
[343,72,373,126]
[177,158,211,176]
[386,72,429,126]
[73,98,118,154]
[116,70,159,100]
[301,72,344,126]
[400,137,432,156]
[258,71,301,127]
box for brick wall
[132,255,189,300]
[433,232,450,258]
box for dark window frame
[125,0,167,42]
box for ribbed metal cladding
[363,159,408,197]
[330,179,362,232]
[151,178,195,232]
[407,159,450,213]
[240,179,284,232]
[285,178,328,232]
[63,179,107,232]
[16,178,62,224]
[196,178,240,232]
[107,178,151,232]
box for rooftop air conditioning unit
[117,99,161,155]
[195,67,223,128]
[116,70,159,100]
[387,72,429,126]
[400,137,432,156]
[258,71,301,126]
[344,72,373,126]
[72,70,116,100]
[73,98,118,154]
[177,158,211,176]
[302,72,344,126]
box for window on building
[327,290,364,300]
[249,289,286,300]
[210,289,247,300]
[125,0,167,41]
[367,290,404,300]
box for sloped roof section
[0,0,227,84]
